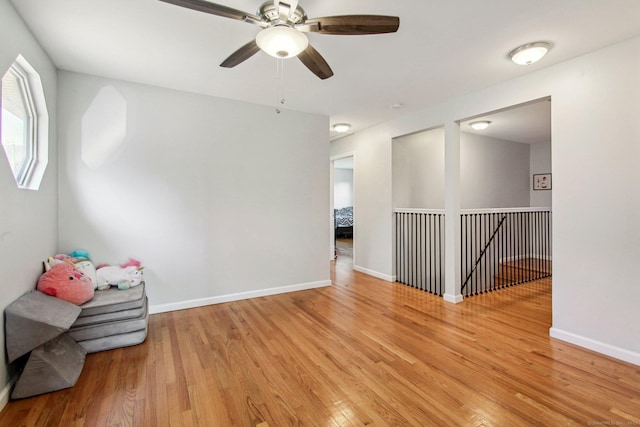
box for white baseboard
[353,265,394,282]
[149,280,331,314]
[549,327,640,366]
[443,293,464,304]
[0,374,18,413]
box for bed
[334,206,353,238]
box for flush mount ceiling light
[256,25,309,59]
[469,121,491,130]
[333,123,351,133]
[509,41,552,65]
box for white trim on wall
[444,293,464,304]
[330,153,356,162]
[461,207,551,215]
[0,375,18,414]
[149,280,331,314]
[394,208,446,214]
[353,265,395,282]
[550,327,640,366]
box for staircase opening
[458,97,552,295]
[460,208,551,296]
[392,98,552,297]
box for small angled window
[1,55,48,190]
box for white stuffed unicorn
[96,259,144,290]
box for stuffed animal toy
[96,260,144,290]
[69,249,90,260]
[74,259,98,290]
[45,250,99,290]
[37,263,95,305]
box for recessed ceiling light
[469,121,491,130]
[509,41,552,65]
[391,103,403,109]
[333,123,351,133]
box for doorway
[331,155,354,266]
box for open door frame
[330,153,355,263]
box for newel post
[443,121,463,303]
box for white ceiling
[9,0,640,139]
[460,98,551,144]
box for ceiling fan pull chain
[279,59,286,106]
[275,58,285,114]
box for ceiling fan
[159,0,400,79]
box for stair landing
[497,258,552,284]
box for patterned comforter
[335,206,353,227]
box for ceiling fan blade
[297,44,334,80]
[220,39,261,68]
[158,0,262,25]
[304,15,399,35]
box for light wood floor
[2,260,639,426]
[335,238,353,258]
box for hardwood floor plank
[1,261,639,426]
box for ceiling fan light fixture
[509,41,551,65]
[333,123,351,133]
[469,121,491,130]
[256,25,308,59]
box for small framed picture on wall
[533,173,552,190]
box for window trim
[1,54,48,190]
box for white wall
[530,141,552,207]
[330,36,640,364]
[392,128,531,209]
[57,71,330,311]
[461,133,530,209]
[0,0,58,401]
[393,128,445,209]
[549,39,639,364]
[331,130,394,281]
[333,168,353,209]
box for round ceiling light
[333,123,351,133]
[256,25,309,59]
[509,42,552,65]
[469,121,491,130]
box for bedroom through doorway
[331,155,354,266]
